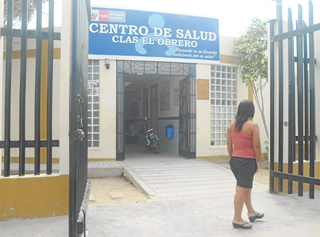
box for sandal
[232,221,252,229]
[249,212,264,222]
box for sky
[39,0,320,37]
[90,0,276,37]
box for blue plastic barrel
[165,124,174,138]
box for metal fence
[1,0,91,235]
[269,0,320,198]
[0,0,60,176]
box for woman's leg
[245,189,265,220]
[233,185,252,227]
[244,189,257,216]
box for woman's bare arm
[252,122,261,172]
[227,124,233,158]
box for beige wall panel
[89,60,117,159]
[197,79,209,100]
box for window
[88,60,100,147]
[210,65,237,146]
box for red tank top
[231,129,255,158]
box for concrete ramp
[88,151,238,200]
[123,158,236,199]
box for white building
[86,6,269,162]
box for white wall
[196,64,211,157]
[88,60,117,159]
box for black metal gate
[270,0,320,198]
[1,0,91,235]
[116,72,125,161]
[0,1,60,174]
[69,0,91,236]
[179,76,196,158]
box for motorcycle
[139,117,161,154]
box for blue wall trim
[158,117,179,120]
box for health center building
[87,6,269,161]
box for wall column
[59,0,72,175]
[196,64,211,157]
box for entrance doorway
[150,84,159,133]
[116,61,196,161]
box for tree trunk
[250,81,269,140]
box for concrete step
[88,167,124,178]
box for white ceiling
[124,74,186,90]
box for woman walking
[227,100,264,229]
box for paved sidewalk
[1,147,320,236]
[85,189,320,237]
[2,181,320,237]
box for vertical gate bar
[122,73,125,159]
[277,0,283,192]
[303,21,309,163]
[287,8,294,194]
[187,77,190,154]
[82,20,89,198]
[297,4,304,196]
[116,73,119,158]
[69,0,79,235]
[269,20,275,193]
[83,0,89,197]
[179,80,182,155]
[78,9,83,209]
[19,0,28,176]
[4,0,13,177]
[77,98,81,221]
[34,0,43,175]
[47,0,54,175]
[157,61,159,75]
[308,0,315,199]
[80,3,84,233]
[116,73,125,161]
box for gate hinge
[77,94,83,103]
[74,129,85,142]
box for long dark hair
[235,100,255,132]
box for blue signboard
[89,8,220,63]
